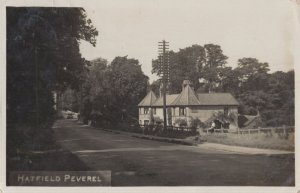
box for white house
[138,80,239,131]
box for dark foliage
[151,44,294,127]
[77,56,149,126]
[7,7,98,153]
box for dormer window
[144,107,149,114]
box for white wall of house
[171,107,187,126]
[155,108,163,119]
[139,106,238,128]
[170,106,238,123]
[186,106,238,130]
[138,107,164,125]
[139,107,149,125]
[188,106,238,121]
[152,107,173,125]
[139,107,173,125]
[188,106,224,122]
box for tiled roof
[170,85,201,106]
[152,94,179,107]
[139,89,239,107]
[138,90,157,107]
[197,93,239,106]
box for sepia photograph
[2,0,299,191]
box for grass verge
[201,132,294,151]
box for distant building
[238,114,262,129]
[138,80,239,131]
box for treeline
[151,44,294,127]
[7,7,98,152]
[64,57,149,126]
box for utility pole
[158,40,170,130]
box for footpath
[94,125,294,155]
[199,142,293,155]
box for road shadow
[7,147,91,186]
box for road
[53,119,295,186]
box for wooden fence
[236,126,294,135]
[139,124,294,136]
[203,126,294,135]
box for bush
[174,118,187,127]
[153,117,163,125]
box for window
[224,107,229,116]
[172,108,175,116]
[179,107,185,116]
[144,107,149,114]
[144,120,149,125]
[152,108,156,115]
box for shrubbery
[174,118,187,127]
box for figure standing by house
[209,121,216,133]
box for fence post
[283,125,287,138]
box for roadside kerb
[89,125,196,146]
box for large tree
[152,44,228,93]
[197,44,228,92]
[152,47,201,94]
[78,56,149,125]
[235,57,270,92]
[7,7,98,151]
[107,56,149,118]
[231,58,294,126]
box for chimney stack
[182,79,192,91]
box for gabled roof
[197,93,239,106]
[152,94,179,107]
[138,90,157,107]
[138,88,239,107]
[170,85,201,106]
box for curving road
[53,119,295,186]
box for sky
[79,0,297,82]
